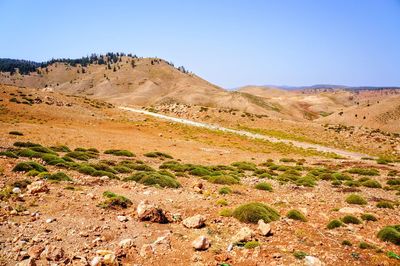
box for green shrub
[219,208,233,217]
[30,146,57,154]
[50,145,71,152]
[144,151,173,159]
[44,172,72,182]
[13,141,41,148]
[11,179,31,189]
[231,161,257,171]
[279,158,296,163]
[98,191,132,209]
[104,149,135,157]
[9,131,23,136]
[332,172,353,181]
[331,180,342,186]
[361,213,377,222]
[76,164,96,175]
[376,157,393,165]
[376,201,394,209]
[341,215,361,224]
[255,182,273,191]
[232,202,280,224]
[66,151,97,161]
[189,166,211,176]
[327,219,343,229]
[343,180,360,187]
[377,225,400,245]
[295,176,316,187]
[359,242,373,249]
[13,161,47,172]
[342,240,352,246]
[293,251,308,259]
[216,199,228,206]
[347,168,379,176]
[345,194,367,205]
[113,165,133,173]
[208,175,239,185]
[219,186,232,195]
[124,172,181,188]
[16,148,39,158]
[387,179,400,186]
[244,241,260,249]
[287,209,307,222]
[362,179,382,188]
[388,170,398,177]
[0,151,18,158]
[387,251,400,260]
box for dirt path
[119,106,370,160]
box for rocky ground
[0,85,399,266]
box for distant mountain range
[260,84,400,91]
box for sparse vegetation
[293,251,308,259]
[232,202,280,224]
[359,242,374,249]
[144,151,173,159]
[377,225,400,246]
[219,208,233,217]
[104,149,135,157]
[255,182,273,191]
[43,172,72,182]
[345,194,367,205]
[124,171,181,188]
[327,219,343,229]
[342,240,352,246]
[218,186,232,195]
[362,179,382,188]
[13,161,47,172]
[9,131,23,136]
[361,213,378,222]
[244,241,260,249]
[287,209,307,222]
[347,168,379,176]
[341,215,361,224]
[98,191,132,209]
[376,201,394,209]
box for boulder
[136,200,171,223]
[305,256,324,266]
[257,220,271,236]
[232,227,254,243]
[28,245,44,259]
[182,215,206,229]
[119,239,135,249]
[192,236,210,250]
[27,181,49,194]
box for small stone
[46,218,56,223]
[103,253,116,264]
[119,239,135,249]
[257,220,271,236]
[90,256,102,266]
[305,256,323,266]
[338,207,363,214]
[28,245,44,259]
[182,215,206,229]
[42,245,64,261]
[192,236,210,250]
[232,227,254,243]
[27,181,49,194]
[117,215,128,222]
[12,187,22,194]
[139,244,154,257]
[100,176,109,181]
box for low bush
[44,172,72,182]
[104,149,135,157]
[287,209,307,222]
[98,191,132,209]
[244,241,260,249]
[327,219,343,229]
[279,158,296,163]
[362,179,382,188]
[216,198,228,206]
[341,215,361,224]
[255,182,273,191]
[144,151,173,159]
[232,202,280,224]
[66,151,98,161]
[13,161,47,172]
[50,145,71,152]
[359,242,374,249]
[13,141,41,148]
[124,171,181,188]
[376,201,394,209]
[377,225,400,245]
[361,213,378,222]
[345,194,367,205]
[219,208,233,217]
[208,175,239,185]
[347,168,379,176]
[219,186,232,195]
[231,161,257,171]
[293,251,308,259]
[0,151,18,158]
[342,240,352,246]
[387,179,400,186]
[332,172,353,181]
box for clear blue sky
[1,0,399,88]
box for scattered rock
[305,256,324,266]
[12,187,22,194]
[232,227,254,243]
[139,244,154,257]
[46,218,56,223]
[27,181,49,195]
[192,236,210,250]
[182,214,206,228]
[257,219,271,236]
[117,215,128,222]
[136,200,171,223]
[90,256,102,266]
[28,245,44,259]
[42,245,64,261]
[119,239,135,249]
[16,258,36,266]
